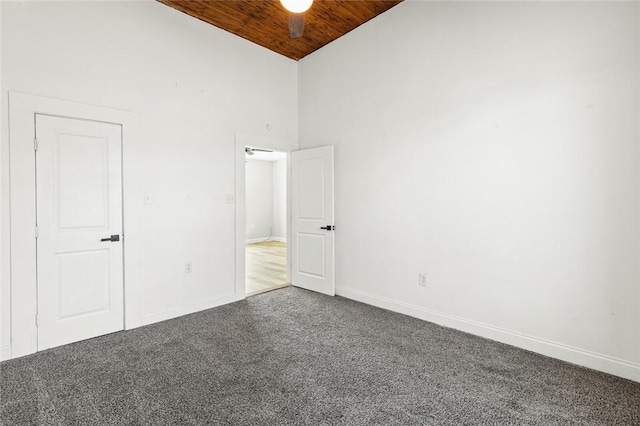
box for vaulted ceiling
[158,0,403,60]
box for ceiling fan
[280,0,313,38]
[245,147,273,156]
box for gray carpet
[1,287,639,425]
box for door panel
[57,249,111,319]
[297,233,326,278]
[36,115,123,351]
[291,146,334,295]
[57,134,109,228]
[297,157,325,219]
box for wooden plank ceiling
[158,0,403,60]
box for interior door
[36,114,124,351]
[291,145,335,296]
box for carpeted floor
[1,287,639,425]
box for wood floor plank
[246,241,288,295]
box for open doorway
[245,147,289,296]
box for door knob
[320,225,335,231]
[101,234,120,242]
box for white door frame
[7,92,140,359]
[234,132,298,298]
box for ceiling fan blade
[288,13,305,38]
[245,147,274,155]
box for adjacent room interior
[245,147,289,296]
[0,0,638,424]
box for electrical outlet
[418,272,427,287]
[185,262,192,273]
[225,194,235,204]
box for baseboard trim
[246,237,286,244]
[142,293,238,326]
[1,345,11,362]
[336,286,640,382]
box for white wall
[272,158,287,240]
[299,1,640,380]
[245,158,286,242]
[1,1,297,356]
[246,159,274,241]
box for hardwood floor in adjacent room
[246,240,288,296]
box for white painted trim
[8,92,140,360]
[1,345,11,362]
[245,237,286,244]
[235,140,246,301]
[336,286,640,383]
[246,238,270,244]
[141,293,239,325]
[235,132,298,154]
[234,132,297,300]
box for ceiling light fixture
[279,0,313,14]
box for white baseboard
[336,286,640,383]
[142,293,238,326]
[2,295,241,362]
[1,345,11,362]
[246,238,268,244]
[246,237,286,244]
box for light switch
[144,193,153,205]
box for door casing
[7,92,139,360]
[234,132,298,298]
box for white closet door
[36,115,124,351]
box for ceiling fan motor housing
[288,13,305,38]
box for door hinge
[35,225,39,239]
[35,314,39,327]
[34,138,38,151]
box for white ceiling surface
[246,150,287,161]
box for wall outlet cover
[419,272,427,287]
